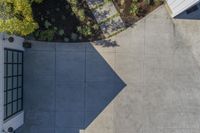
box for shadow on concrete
[94,39,119,47]
[16,42,126,133]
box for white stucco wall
[0,33,4,133]
[166,0,200,17]
[0,33,24,133]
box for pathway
[86,0,125,38]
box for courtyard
[15,6,200,133]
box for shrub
[0,0,38,36]
[35,29,55,41]
[77,25,92,37]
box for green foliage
[129,2,139,16]
[31,0,44,3]
[67,0,86,22]
[77,25,92,37]
[35,29,56,41]
[0,0,38,36]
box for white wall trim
[0,33,24,133]
[166,0,200,17]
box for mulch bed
[113,0,163,27]
[31,0,104,42]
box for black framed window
[4,48,23,120]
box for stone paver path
[86,0,125,37]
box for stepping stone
[93,2,118,23]
[100,16,125,37]
[86,0,104,9]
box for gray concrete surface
[17,5,200,133]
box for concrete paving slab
[55,111,85,128]
[56,42,86,52]
[85,82,115,111]
[55,128,80,133]
[23,79,55,112]
[27,41,55,51]
[56,82,85,112]
[24,111,54,127]
[24,51,55,79]
[56,52,85,82]
[86,52,115,82]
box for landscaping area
[113,0,163,26]
[0,0,163,42]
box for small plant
[35,29,56,41]
[77,25,92,37]
[44,20,52,29]
[129,2,139,16]
[58,29,65,36]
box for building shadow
[16,42,126,133]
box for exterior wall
[0,34,4,133]
[165,0,200,17]
[0,33,24,133]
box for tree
[0,0,38,36]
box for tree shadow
[16,42,126,133]
[94,39,119,47]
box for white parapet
[165,0,200,17]
[0,33,24,133]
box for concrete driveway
[17,6,200,133]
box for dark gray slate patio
[16,42,125,133]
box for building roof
[166,0,200,17]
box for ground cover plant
[113,0,163,26]
[30,0,103,42]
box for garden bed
[113,0,163,26]
[30,0,104,42]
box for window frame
[4,48,24,121]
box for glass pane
[13,89,17,101]
[17,99,22,111]
[4,64,7,77]
[13,64,17,76]
[18,64,22,75]
[13,77,17,88]
[18,53,22,63]
[4,78,6,90]
[18,88,22,98]
[13,52,18,63]
[7,51,12,63]
[18,76,22,87]
[13,101,17,114]
[7,103,12,116]
[4,50,7,63]
[7,64,12,76]
[7,78,12,90]
[4,106,6,119]
[7,91,12,103]
[4,92,7,104]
